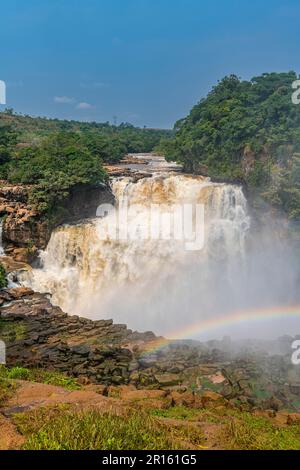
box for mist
[21,172,300,341]
[88,225,300,341]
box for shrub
[0,263,7,289]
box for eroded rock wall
[0,182,114,262]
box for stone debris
[1,286,300,412]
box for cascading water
[20,160,300,339]
[21,172,256,336]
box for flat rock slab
[2,381,123,415]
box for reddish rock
[287,413,300,425]
[201,391,225,407]
[170,391,203,409]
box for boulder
[287,413,300,425]
[170,391,203,409]
[154,373,181,387]
[201,391,225,407]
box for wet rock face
[0,182,114,263]
[59,184,114,223]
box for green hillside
[0,112,171,213]
[160,72,300,220]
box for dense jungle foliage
[159,72,300,220]
[0,112,171,213]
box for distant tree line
[0,114,171,214]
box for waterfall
[22,172,254,336]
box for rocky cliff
[0,181,114,262]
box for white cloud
[54,96,75,104]
[76,102,94,110]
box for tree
[161,72,300,219]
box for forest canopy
[0,113,171,213]
[159,72,300,220]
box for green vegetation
[0,113,171,214]
[0,368,17,407]
[0,369,298,450]
[0,366,80,423]
[151,405,300,450]
[151,405,199,421]
[151,405,227,425]
[160,72,300,220]
[0,377,16,406]
[0,366,80,391]
[9,132,107,213]
[0,320,26,342]
[14,408,181,450]
[0,112,171,155]
[11,401,300,450]
[0,263,7,289]
[29,369,80,390]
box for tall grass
[14,408,182,450]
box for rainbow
[140,304,300,356]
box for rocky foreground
[1,284,300,413]
[1,284,300,450]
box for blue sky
[0,0,299,128]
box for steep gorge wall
[0,182,114,262]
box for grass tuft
[14,408,182,450]
[227,412,300,450]
[0,366,80,391]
